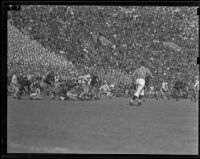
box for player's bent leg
[139,88,145,103]
[130,79,145,106]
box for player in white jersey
[161,81,169,99]
[78,74,91,100]
[129,61,154,106]
[11,74,19,98]
[100,82,112,98]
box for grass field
[7,96,198,154]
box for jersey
[45,72,54,84]
[132,66,153,80]
[194,80,199,90]
[54,76,60,83]
[100,84,110,92]
[150,86,154,91]
[11,75,17,85]
[27,74,32,81]
[90,75,98,86]
[78,74,91,84]
[162,82,168,91]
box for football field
[7,96,198,154]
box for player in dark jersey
[89,74,100,99]
[45,71,55,86]
[173,71,185,101]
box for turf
[7,96,198,154]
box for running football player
[129,61,154,106]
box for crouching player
[173,73,185,101]
[160,81,170,100]
[29,80,43,100]
[78,74,91,100]
[100,82,112,98]
[89,73,100,100]
[147,84,155,98]
[11,73,20,98]
[129,61,154,106]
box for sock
[139,95,143,100]
[139,95,143,102]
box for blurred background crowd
[7,6,199,101]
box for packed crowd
[7,22,77,78]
